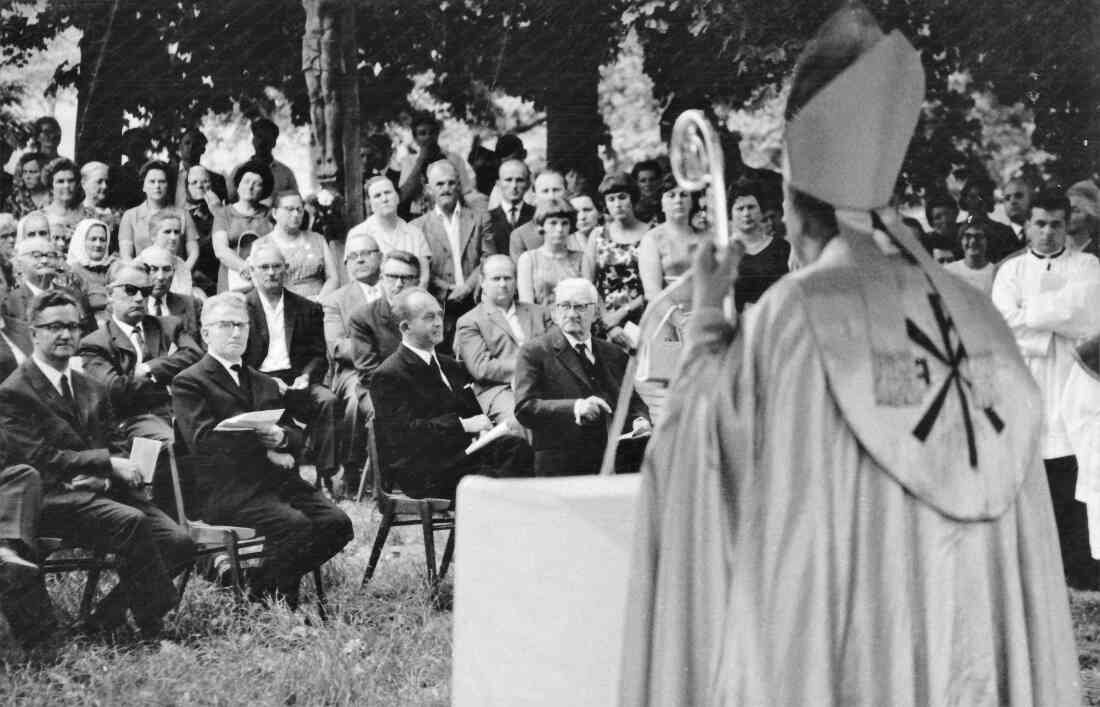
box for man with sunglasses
[78,263,202,455]
[0,290,194,639]
[320,232,383,491]
[514,278,650,477]
[5,235,96,334]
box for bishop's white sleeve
[1023,257,1100,341]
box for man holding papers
[172,293,352,608]
[514,278,650,477]
[372,288,531,499]
[0,290,193,639]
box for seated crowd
[0,111,1098,653]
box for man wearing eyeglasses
[78,263,202,456]
[515,278,651,477]
[348,250,421,389]
[0,290,194,639]
[137,246,202,343]
[173,292,352,607]
[320,233,383,490]
[5,235,96,335]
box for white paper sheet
[452,474,640,707]
[129,437,163,484]
[214,408,285,431]
[464,421,512,456]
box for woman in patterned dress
[253,190,338,300]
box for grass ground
[3,500,1100,706]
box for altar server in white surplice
[619,4,1080,706]
[992,192,1100,588]
[1063,335,1100,565]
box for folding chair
[164,437,328,621]
[359,417,455,594]
[39,539,119,622]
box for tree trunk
[545,63,604,183]
[74,1,129,162]
[302,0,363,233]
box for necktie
[154,296,165,317]
[509,205,519,226]
[131,326,146,366]
[59,375,74,405]
[574,342,599,378]
[429,355,452,391]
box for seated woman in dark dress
[729,178,790,311]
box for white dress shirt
[437,203,465,284]
[210,352,243,386]
[403,342,452,390]
[357,280,383,305]
[257,292,291,373]
[24,279,43,297]
[993,249,1100,457]
[502,304,525,344]
[32,354,74,397]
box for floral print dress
[592,227,645,324]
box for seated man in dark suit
[243,244,340,489]
[515,278,651,477]
[348,249,420,389]
[454,254,551,431]
[372,288,532,499]
[0,451,51,653]
[172,293,352,607]
[138,245,203,342]
[0,291,193,638]
[78,263,203,445]
[0,255,33,382]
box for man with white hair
[173,292,352,607]
[514,277,650,477]
[243,243,341,491]
[5,235,95,334]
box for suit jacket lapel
[143,317,165,359]
[106,320,138,372]
[550,330,593,390]
[202,355,253,407]
[282,293,296,361]
[484,306,517,345]
[458,208,475,261]
[3,317,31,355]
[246,291,270,366]
[24,361,82,428]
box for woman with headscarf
[66,218,117,317]
[1067,179,1100,258]
[620,4,1078,705]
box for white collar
[32,354,71,391]
[258,290,285,314]
[402,341,437,366]
[112,315,142,338]
[209,352,243,375]
[435,203,461,222]
[563,332,592,350]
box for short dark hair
[631,160,662,181]
[382,249,420,276]
[923,191,958,225]
[534,196,577,229]
[410,111,440,132]
[1030,190,1071,220]
[17,151,44,172]
[33,116,61,136]
[727,178,764,206]
[139,160,171,185]
[251,118,279,138]
[598,172,639,203]
[495,134,526,160]
[961,175,996,213]
[43,157,79,188]
[959,219,989,239]
[28,289,80,323]
[232,160,275,202]
[180,127,208,147]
